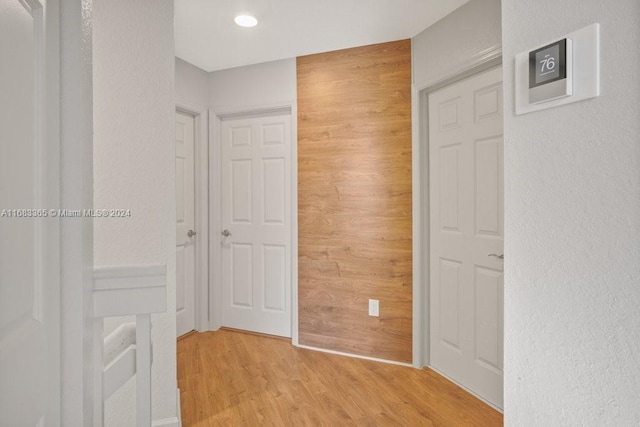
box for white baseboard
[152,417,180,427]
[296,344,413,368]
[152,388,182,427]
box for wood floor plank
[178,329,503,426]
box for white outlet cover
[515,23,600,115]
[368,299,379,317]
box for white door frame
[55,0,103,427]
[209,102,298,344]
[412,45,503,369]
[176,103,210,332]
[59,0,100,424]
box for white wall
[209,58,296,111]
[176,57,209,111]
[412,0,501,89]
[502,1,640,425]
[93,0,177,425]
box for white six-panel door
[429,66,504,408]
[176,111,196,337]
[220,113,292,338]
[0,0,60,425]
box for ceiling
[175,0,470,72]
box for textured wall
[413,0,501,89]
[297,40,413,363]
[502,1,640,424]
[176,57,209,110]
[208,58,296,111]
[93,0,177,425]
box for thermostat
[529,38,572,104]
[515,23,599,115]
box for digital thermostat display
[529,39,567,88]
[528,38,572,104]
[515,23,600,114]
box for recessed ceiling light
[234,15,258,28]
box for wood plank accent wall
[297,40,413,363]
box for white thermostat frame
[515,23,599,115]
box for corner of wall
[93,0,177,424]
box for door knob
[221,229,231,237]
[489,253,504,260]
[187,230,196,238]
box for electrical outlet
[368,299,379,317]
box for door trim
[176,103,209,333]
[209,102,298,344]
[413,46,503,369]
[59,0,98,423]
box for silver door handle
[187,230,196,238]
[489,254,504,260]
[221,229,231,237]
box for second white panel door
[428,66,504,408]
[220,113,292,338]
[176,111,196,337]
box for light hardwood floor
[177,329,503,426]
